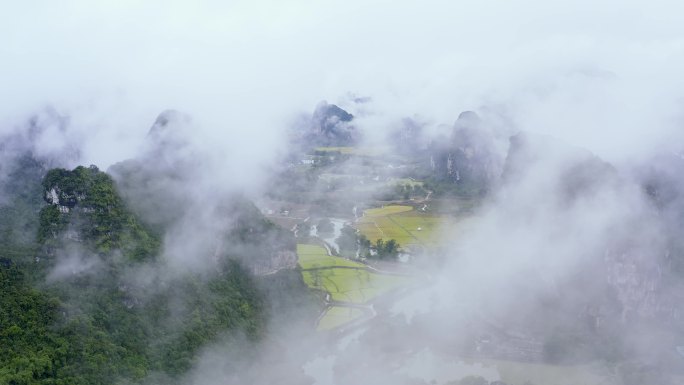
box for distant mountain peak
[454,110,481,129]
[307,101,357,146]
[146,109,192,143]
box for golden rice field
[355,205,450,249]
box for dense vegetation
[0,257,265,385]
[0,154,46,271]
[0,263,68,384]
[335,224,370,258]
[39,165,160,261]
[0,163,303,385]
[371,238,400,260]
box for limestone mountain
[0,111,315,385]
[429,111,503,196]
[496,132,684,364]
[291,101,357,147]
[109,111,297,275]
[39,165,160,260]
[502,131,619,202]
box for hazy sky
[2,0,684,169]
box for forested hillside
[0,163,312,385]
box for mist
[3,1,684,385]
[4,1,684,165]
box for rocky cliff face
[603,248,665,322]
[389,117,427,156]
[429,111,503,195]
[629,151,684,323]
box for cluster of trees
[372,238,399,260]
[0,263,68,384]
[336,225,400,260]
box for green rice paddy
[297,243,414,330]
[301,267,411,303]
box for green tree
[371,238,400,260]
